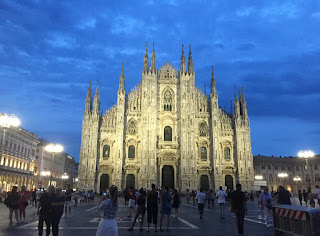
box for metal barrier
[273,205,320,236]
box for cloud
[76,18,96,30]
[237,43,256,51]
[236,7,254,17]
[45,33,77,49]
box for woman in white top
[96,185,119,236]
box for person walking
[172,189,180,218]
[258,187,273,228]
[196,188,206,219]
[298,190,303,206]
[4,186,20,225]
[192,190,196,206]
[96,185,119,236]
[128,188,146,232]
[18,185,29,223]
[37,185,55,236]
[186,189,191,206]
[231,184,247,235]
[51,187,65,236]
[216,186,227,219]
[303,190,308,207]
[64,184,73,218]
[160,186,172,232]
[277,186,291,205]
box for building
[34,139,74,189]
[0,125,39,191]
[78,44,254,192]
[253,155,320,193]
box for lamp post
[45,143,63,186]
[278,172,288,188]
[298,150,314,193]
[0,114,20,189]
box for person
[277,186,291,205]
[259,187,273,228]
[128,188,146,232]
[160,186,172,232]
[38,185,55,236]
[96,185,119,236]
[147,184,159,232]
[4,186,20,224]
[196,188,206,219]
[123,188,128,205]
[73,188,79,207]
[172,189,180,218]
[309,192,316,208]
[91,190,95,203]
[18,185,29,223]
[298,190,303,206]
[211,190,215,208]
[216,186,227,219]
[192,190,196,206]
[64,184,73,218]
[303,190,308,207]
[316,186,320,207]
[231,183,247,235]
[250,191,254,202]
[127,187,136,217]
[32,189,36,207]
[206,190,212,209]
[186,189,191,206]
[51,187,65,236]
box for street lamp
[255,175,263,180]
[278,172,288,188]
[293,175,301,193]
[45,143,63,185]
[298,150,314,192]
[61,173,69,190]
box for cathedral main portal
[162,165,174,189]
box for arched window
[224,147,231,160]
[201,147,207,160]
[163,90,173,111]
[199,122,208,136]
[128,120,136,135]
[164,126,172,141]
[128,145,135,159]
[103,145,110,160]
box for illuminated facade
[79,44,255,192]
[0,126,38,191]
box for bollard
[273,205,320,236]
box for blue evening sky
[0,0,319,162]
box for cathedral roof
[158,62,178,81]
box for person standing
[298,190,303,206]
[186,189,191,206]
[96,185,119,236]
[4,186,19,225]
[303,190,308,207]
[160,186,172,232]
[51,187,65,236]
[64,184,73,218]
[18,185,29,223]
[277,186,291,205]
[127,187,136,218]
[196,188,206,219]
[172,189,180,218]
[216,186,227,219]
[146,184,159,232]
[231,184,247,235]
[128,188,146,232]
[38,185,55,236]
[258,187,273,228]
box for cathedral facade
[78,44,254,192]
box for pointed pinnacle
[153,42,155,52]
[182,44,184,55]
[121,61,124,75]
[145,42,148,54]
[189,44,192,55]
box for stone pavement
[0,197,277,236]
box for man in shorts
[64,184,73,218]
[127,187,136,217]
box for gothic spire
[210,65,216,94]
[180,44,186,74]
[93,80,100,112]
[84,80,92,114]
[151,42,156,74]
[241,87,248,117]
[119,62,125,93]
[188,44,193,74]
[231,100,233,116]
[234,86,240,116]
[143,42,149,74]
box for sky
[0,0,319,162]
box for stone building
[78,44,254,192]
[0,126,38,191]
[34,139,75,189]
[253,155,320,193]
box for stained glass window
[103,145,110,159]
[128,120,136,135]
[224,147,231,160]
[201,147,207,160]
[164,126,172,141]
[163,90,173,111]
[128,145,135,159]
